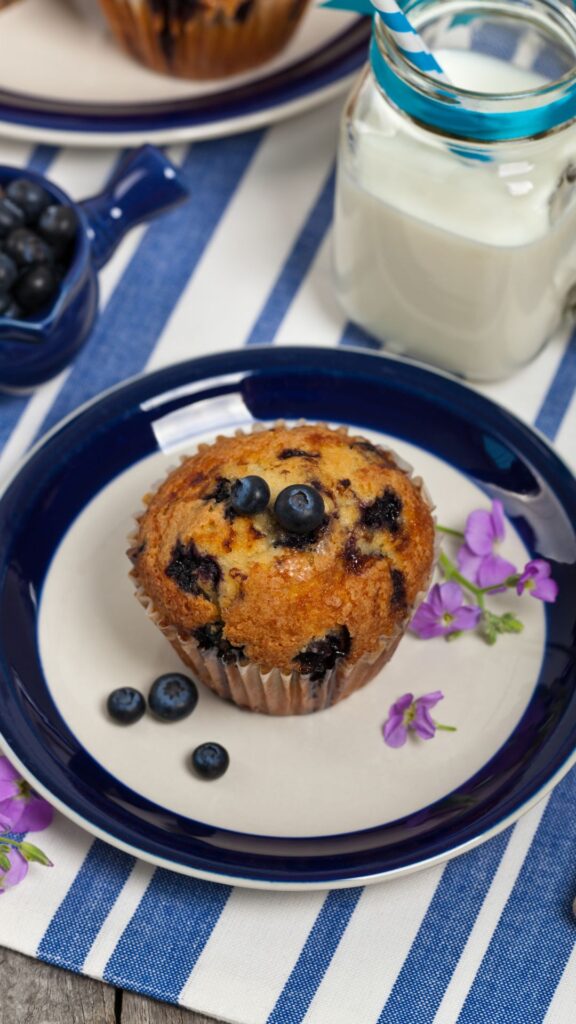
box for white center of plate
[38,424,545,838]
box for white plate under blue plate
[0,346,575,890]
[0,0,368,146]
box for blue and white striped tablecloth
[0,101,574,1024]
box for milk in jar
[334,0,576,380]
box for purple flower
[516,559,558,603]
[0,757,53,833]
[382,691,445,748]
[457,500,516,588]
[0,847,28,894]
[411,582,481,639]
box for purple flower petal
[532,578,559,602]
[411,618,452,639]
[457,545,484,585]
[427,584,448,617]
[413,704,436,740]
[389,693,413,716]
[452,605,482,632]
[0,797,23,832]
[464,509,494,556]
[517,559,557,602]
[0,777,19,803]
[0,758,20,784]
[0,848,28,893]
[490,500,507,543]
[411,603,445,638]
[477,554,516,588]
[415,690,444,710]
[382,717,409,748]
[438,582,465,615]
[17,796,53,833]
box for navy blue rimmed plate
[0,346,575,890]
[0,2,368,146]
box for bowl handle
[79,145,189,270]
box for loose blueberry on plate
[5,178,51,222]
[148,673,198,721]
[107,687,146,725]
[274,484,325,535]
[230,475,270,515]
[191,742,230,780]
[16,264,60,313]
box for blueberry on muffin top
[129,424,435,677]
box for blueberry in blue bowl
[0,146,189,391]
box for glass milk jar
[333,0,576,380]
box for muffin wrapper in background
[129,423,437,716]
[98,0,311,80]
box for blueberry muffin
[98,0,311,80]
[129,424,436,715]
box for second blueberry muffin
[98,0,311,79]
[129,423,435,715]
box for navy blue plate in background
[0,347,574,889]
[0,12,369,145]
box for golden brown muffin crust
[130,425,435,675]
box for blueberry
[38,204,78,246]
[5,228,53,268]
[0,197,26,238]
[230,475,270,515]
[148,673,198,721]
[191,742,229,780]
[15,264,59,312]
[274,484,325,535]
[0,253,17,292]
[107,687,146,725]
[6,178,51,222]
[0,297,22,320]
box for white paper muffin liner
[128,422,437,716]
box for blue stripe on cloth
[35,132,263,439]
[377,830,510,1024]
[534,327,576,441]
[339,321,382,350]
[267,888,363,1024]
[37,840,135,970]
[457,772,576,1024]
[245,166,335,346]
[103,870,231,1003]
[27,145,59,175]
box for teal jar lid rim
[370,36,576,141]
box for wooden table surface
[1,948,221,1023]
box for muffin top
[130,424,435,676]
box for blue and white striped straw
[370,0,450,81]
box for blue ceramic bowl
[0,145,189,391]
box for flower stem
[436,723,457,732]
[439,551,485,607]
[0,836,20,848]
[436,525,465,539]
